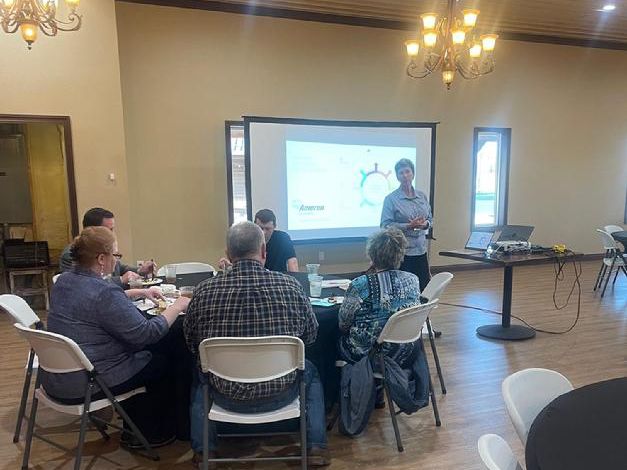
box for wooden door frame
[0,114,79,236]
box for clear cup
[306,263,320,281]
[164,265,177,284]
[180,286,195,298]
[309,275,323,298]
[128,277,143,289]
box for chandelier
[0,0,82,49]
[404,0,498,89]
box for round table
[525,377,627,470]
[173,271,347,409]
[611,230,627,250]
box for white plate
[141,278,163,286]
[147,307,185,316]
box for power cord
[441,250,583,335]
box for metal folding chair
[198,336,307,470]
[14,323,159,470]
[0,294,44,443]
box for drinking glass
[165,265,177,283]
[180,286,195,298]
[306,263,320,281]
[309,275,323,298]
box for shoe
[192,451,217,469]
[308,446,331,467]
[434,329,442,338]
[121,433,176,449]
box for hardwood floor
[1,260,625,469]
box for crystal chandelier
[0,0,82,49]
[404,0,498,89]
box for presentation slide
[246,119,435,242]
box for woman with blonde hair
[43,226,190,447]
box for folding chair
[13,323,159,470]
[0,294,44,443]
[420,272,454,394]
[593,229,626,297]
[501,368,573,444]
[603,225,624,234]
[373,299,442,452]
[478,433,522,470]
[198,336,307,470]
[157,262,215,276]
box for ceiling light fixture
[0,0,82,49]
[601,4,616,11]
[404,0,499,89]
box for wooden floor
[1,260,625,469]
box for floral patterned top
[338,269,422,364]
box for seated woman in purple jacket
[42,226,189,447]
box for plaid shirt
[183,259,318,400]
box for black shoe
[121,433,175,449]
[434,330,442,338]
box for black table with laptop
[441,225,577,341]
[525,377,627,470]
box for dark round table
[612,230,627,250]
[525,377,627,470]
[173,270,348,409]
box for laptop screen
[465,231,494,250]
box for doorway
[0,115,78,294]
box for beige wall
[116,3,627,272]
[0,0,133,260]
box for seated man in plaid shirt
[184,221,329,467]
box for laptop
[465,231,495,251]
[496,225,535,242]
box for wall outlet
[318,251,325,262]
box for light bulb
[481,34,498,51]
[452,29,466,45]
[2,0,16,7]
[442,69,455,87]
[65,0,80,8]
[420,13,438,30]
[469,43,482,58]
[424,31,438,48]
[405,40,420,57]
[462,9,480,28]
[20,22,38,48]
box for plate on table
[141,278,163,287]
[146,299,185,316]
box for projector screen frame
[242,116,438,245]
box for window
[471,128,511,230]
[225,121,247,225]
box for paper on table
[309,296,344,307]
[320,279,351,289]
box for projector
[494,241,531,252]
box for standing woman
[380,158,432,291]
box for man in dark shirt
[255,208,299,272]
[184,221,328,467]
[59,207,155,286]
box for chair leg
[22,375,41,470]
[203,383,210,470]
[593,262,606,291]
[14,349,36,443]
[380,355,403,452]
[421,339,441,427]
[95,376,159,461]
[426,318,446,395]
[88,413,110,441]
[612,267,620,286]
[74,384,93,470]
[601,258,616,297]
[299,373,307,470]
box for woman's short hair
[70,226,116,268]
[367,228,408,271]
[394,158,415,176]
